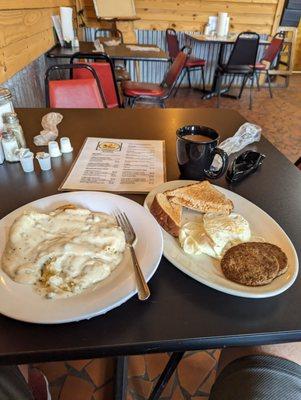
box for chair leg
[160,100,165,108]
[201,66,206,92]
[123,97,129,108]
[131,98,137,108]
[249,74,254,110]
[187,68,192,88]
[173,70,186,98]
[266,71,273,98]
[216,73,222,108]
[226,75,235,92]
[238,75,247,99]
[255,71,260,91]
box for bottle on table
[2,129,20,162]
[3,112,26,148]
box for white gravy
[2,207,126,298]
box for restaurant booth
[0,1,301,399]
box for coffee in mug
[176,125,228,180]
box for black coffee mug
[176,125,229,180]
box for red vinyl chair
[122,49,190,108]
[252,33,284,98]
[70,52,122,108]
[166,28,206,95]
[45,64,107,109]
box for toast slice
[165,181,233,214]
[150,193,182,237]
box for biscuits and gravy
[1,205,126,298]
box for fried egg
[179,213,251,259]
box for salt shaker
[0,88,14,133]
[3,112,26,148]
[2,130,20,162]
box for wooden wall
[294,21,301,71]
[80,0,285,35]
[0,0,74,84]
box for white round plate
[144,180,299,298]
[0,191,163,324]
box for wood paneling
[0,0,75,84]
[80,0,283,35]
[294,21,301,71]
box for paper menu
[60,137,166,193]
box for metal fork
[113,209,150,301]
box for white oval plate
[144,180,299,298]
[0,191,163,324]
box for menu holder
[59,137,166,194]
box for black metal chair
[94,28,130,82]
[94,28,124,43]
[215,32,260,110]
[122,47,190,108]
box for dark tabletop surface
[0,108,300,365]
[47,41,170,62]
[185,33,271,45]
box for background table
[47,42,170,62]
[185,34,271,98]
[0,108,300,367]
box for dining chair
[45,64,107,109]
[94,28,124,43]
[94,28,130,82]
[166,28,206,96]
[122,48,190,108]
[70,52,122,108]
[215,32,260,110]
[252,32,284,98]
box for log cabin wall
[81,0,285,35]
[294,21,301,71]
[0,0,75,85]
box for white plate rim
[0,191,163,324]
[144,180,299,299]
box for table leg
[202,43,229,99]
[135,61,141,82]
[114,356,128,400]
[148,352,185,400]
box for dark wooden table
[47,41,170,62]
[0,108,300,368]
